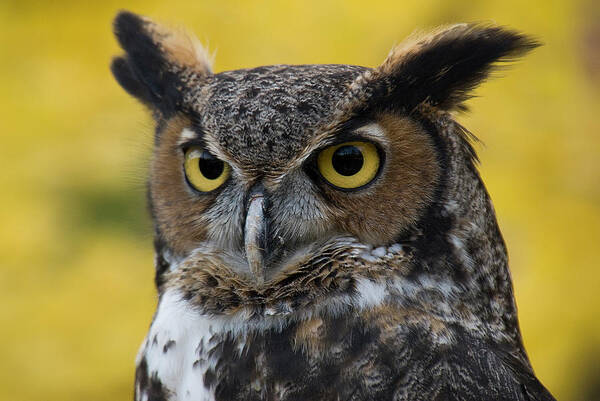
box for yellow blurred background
[1,0,598,400]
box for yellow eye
[317,141,381,189]
[183,146,231,192]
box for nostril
[246,193,264,212]
[244,183,267,212]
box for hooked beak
[244,189,267,284]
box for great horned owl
[111,10,555,401]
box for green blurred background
[1,0,599,400]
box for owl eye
[317,141,381,190]
[183,146,231,192]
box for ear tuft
[155,24,214,75]
[374,24,540,111]
[110,55,155,106]
[111,10,213,115]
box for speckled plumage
[112,11,555,401]
[187,65,368,170]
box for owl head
[112,11,537,340]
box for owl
[111,10,555,401]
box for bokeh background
[1,0,599,400]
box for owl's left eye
[317,141,381,190]
[183,146,231,193]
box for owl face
[112,11,537,295]
[150,77,440,282]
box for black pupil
[332,145,364,176]
[199,151,224,180]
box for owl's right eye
[183,146,231,193]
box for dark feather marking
[110,56,154,107]
[135,357,149,400]
[135,357,171,401]
[203,368,216,388]
[162,339,176,353]
[399,112,455,267]
[371,25,541,112]
[152,236,171,291]
[111,11,185,117]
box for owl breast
[136,279,543,401]
[137,282,403,401]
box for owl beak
[244,189,267,284]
